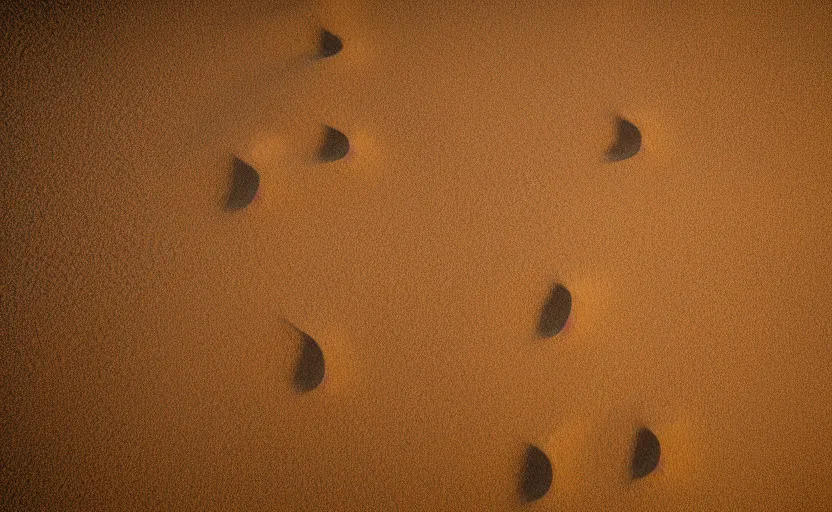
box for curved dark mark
[319,126,350,162]
[631,427,661,479]
[294,333,325,393]
[318,29,343,58]
[226,157,260,210]
[520,445,553,503]
[606,117,641,162]
[537,283,572,338]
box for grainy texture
[2,1,832,510]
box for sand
[2,1,831,510]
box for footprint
[537,284,572,338]
[520,445,553,503]
[319,126,350,162]
[226,157,260,210]
[605,117,641,162]
[318,29,343,59]
[294,332,325,393]
[631,427,661,479]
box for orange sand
[2,1,831,510]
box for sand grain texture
[2,1,831,510]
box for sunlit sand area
[2,1,831,510]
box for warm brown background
[2,1,831,510]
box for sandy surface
[2,1,831,510]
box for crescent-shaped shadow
[520,445,553,503]
[294,332,325,393]
[631,427,661,479]
[537,283,572,338]
[605,117,642,162]
[225,157,260,210]
[317,29,343,59]
[319,126,350,162]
